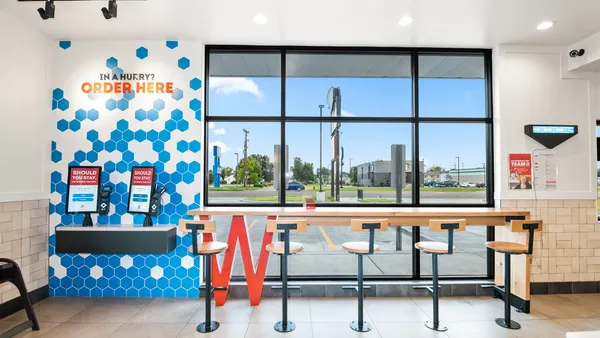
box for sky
[207,75,487,174]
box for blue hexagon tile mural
[49,41,204,298]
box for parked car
[424,180,436,187]
[460,182,476,188]
[434,181,454,188]
[287,182,305,191]
[476,182,486,188]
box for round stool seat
[188,241,228,255]
[342,242,380,254]
[266,241,304,255]
[486,241,528,254]
[415,241,455,254]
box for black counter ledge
[55,224,177,255]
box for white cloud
[213,128,226,135]
[209,141,231,153]
[210,77,263,99]
[208,122,215,130]
[341,110,355,117]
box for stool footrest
[480,284,496,289]
[413,285,441,295]
[343,285,372,293]
[271,285,301,291]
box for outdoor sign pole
[213,146,221,188]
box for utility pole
[234,152,239,183]
[319,104,324,192]
[455,156,460,185]
[243,129,249,188]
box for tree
[249,154,274,182]
[208,170,214,184]
[428,165,443,172]
[236,157,262,185]
[291,157,316,183]
[349,166,358,184]
[221,166,233,178]
[597,168,600,177]
[316,167,330,185]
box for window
[205,47,494,280]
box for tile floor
[2,294,600,337]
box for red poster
[508,153,532,190]
[131,167,154,186]
[69,167,100,185]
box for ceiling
[3,0,600,47]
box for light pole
[319,104,324,192]
[234,152,239,183]
[349,158,353,184]
[455,156,460,185]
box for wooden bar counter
[188,206,530,310]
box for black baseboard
[0,285,48,319]
[531,282,599,295]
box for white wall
[0,11,51,202]
[494,46,598,200]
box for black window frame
[204,45,495,282]
[203,45,495,209]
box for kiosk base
[82,213,93,227]
[143,214,153,227]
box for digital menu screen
[66,166,102,213]
[127,166,155,213]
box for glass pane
[285,122,413,204]
[419,55,486,118]
[419,123,487,204]
[206,122,280,204]
[420,226,488,277]
[286,53,412,117]
[208,52,281,116]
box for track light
[101,0,118,20]
[38,0,55,20]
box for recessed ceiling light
[536,21,554,30]
[254,12,267,25]
[398,15,413,26]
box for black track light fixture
[101,0,118,20]
[38,0,55,20]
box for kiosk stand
[66,166,103,227]
[128,166,166,227]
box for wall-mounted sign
[127,166,156,214]
[524,124,578,149]
[533,150,557,191]
[81,72,174,94]
[508,154,532,190]
[66,166,102,213]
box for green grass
[209,185,261,191]
[243,195,336,202]
[358,199,397,203]
[303,184,484,193]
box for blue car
[287,182,305,191]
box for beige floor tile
[309,298,372,323]
[0,322,60,338]
[42,322,122,338]
[92,297,152,308]
[250,298,311,323]
[109,323,185,338]
[365,298,430,323]
[190,299,254,324]
[312,322,381,338]
[129,298,201,323]
[412,297,489,322]
[67,304,142,323]
[444,320,515,338]
[245,322,312,338]
[510,319,571,338]
[555,317,600,331]
[177,323,248,338]
[531,295,600,319]
[376,322,447,338]
[462,296,549,321]
[3,299,90,323]
[558,294,600,313]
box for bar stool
[265,218,307,333]
[179,219,228,334]
[414,219,466,332]
[342,219,389,333]
[486,219,542,330]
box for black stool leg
[350,254,371,332]
[425,253,447,332]
[12,265,39,331]
[496,253,520,329]
[197,254,219,333]
[275,229,295,332]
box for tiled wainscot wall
[0,199,49,303]
[501,199,598,283]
